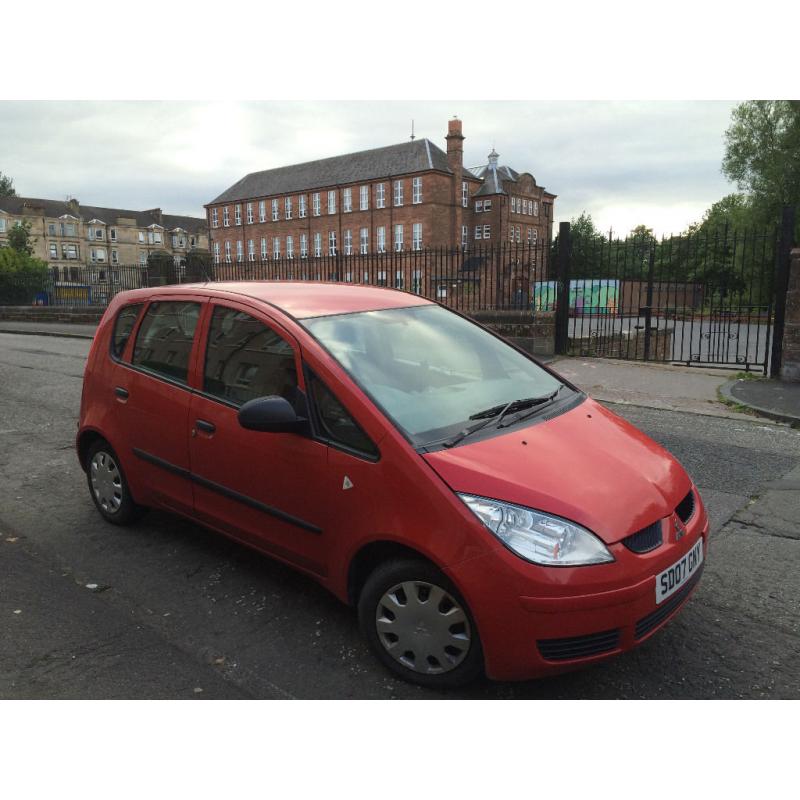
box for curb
[0,327,95,340]
[719,379,800,425]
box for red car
[77,282,708,688]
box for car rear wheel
[85,440,144,526]
[358,558,483,688]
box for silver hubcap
[376,581,471,675]
[90,451,123,514]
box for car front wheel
[358,558,484,689]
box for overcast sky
[0,101,740,236]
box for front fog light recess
[458,494,614,566]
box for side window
[203,306,298,406]
[131,301,201,384]
[308,372,378,459]
[111,303,143,360]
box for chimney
[445,117,464,172]
[66,198,80,216]
[145,207,163,225]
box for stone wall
[469,310,555,357]
[0,306,105,324]
[782,248,800,381]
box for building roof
[211,139,452,204]
[0,196,206,233]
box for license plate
[655,538,703,604]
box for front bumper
[447,501,709,681]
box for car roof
[148,281,435,319]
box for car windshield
[302,304,565,448]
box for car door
[187,300,333,577]
[122,296,205,516]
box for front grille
[675,489,695,523]
[622,520,663,553]
[538,628,621,661]
[635,562,704,640]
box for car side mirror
[238,396,308,434]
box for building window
[248,239,255,261]
[46,222,55,236]
[376,270,387,287]
[359,227,368,255]
[49,243,58,259]
[343,188,352,213]
[359,185,369,211]
[139,251,148,266]
[393,180,403,207]
[299,195,307,218]
[110,227,117,242]
[483,225,491,240]
[235,204,242,225]
[224,241,232,262]
[475,200,483,213]
[395,270,405,290]
[375,183,385,209]
[344,229,353,255]
[213,242,220,263]
[484,199,492,212]
[273,237,280,259]
[474,226,482,240]
[259,200,266,223]
[138,231,145,243]
[462,181,469,207]
[313,232,322,257]
[461,225,468,249]
[516,226,521,243]
[376,226,386,253]
[511,197,517,214]
[223,207,230,227]
[300,233,308,258]
[412,177,422,204]
[531,228,538,243]
[272,199,279,221]
[111,250,119,265]
[394,224,403,252]
[534,201,539,217]
[236,240,244,262]
[312,193,321,216]
[212,209,219,228]
[246,202,253,224]
[509,226,515,242]
[328,231,337,256]
[261,237,268,259]
[412,223,422,251]
[286,235,294,259]
[285,197,293,219]
[327,191,336,215]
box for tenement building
[0,197,209,277]
[206,119,555,265]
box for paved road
[1,332,799,699]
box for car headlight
[458,493,614,567]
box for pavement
[1,330,799,699]
[720,377,800,425]
[0,320,97,339]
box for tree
[0,171,15,197]
[552,211,609,279]
[722,100,800,226]
[7,219,35,255]
[0,247,48,304]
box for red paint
[78,282,708,681]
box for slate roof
[211,138,452,204]
[0,196,206,233]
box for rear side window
[308,372,378,459]
[111,303,143,360]
[203,306,298,406]
[132,301,201,384]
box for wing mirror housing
[238,396,308,434]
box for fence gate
[554,207,796,375]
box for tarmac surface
[1,331,799,698]
[725,378,800,424]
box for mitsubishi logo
[673,515,686,541]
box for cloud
[0,100,738,234]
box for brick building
[0,196,209,276]
[205,118,555,265]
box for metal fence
[0,242,551,313]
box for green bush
[0,248,49,304]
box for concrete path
[551,357,762,422]
[721,378,800,424]
[0,321,97,339]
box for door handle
[115,387,129,400]
[195,419,216,434]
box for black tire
[85,440,145,526]
[358,558,484,689]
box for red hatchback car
[77,282,708,687]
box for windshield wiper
[442,392,561,448]
[497,387,562,428]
